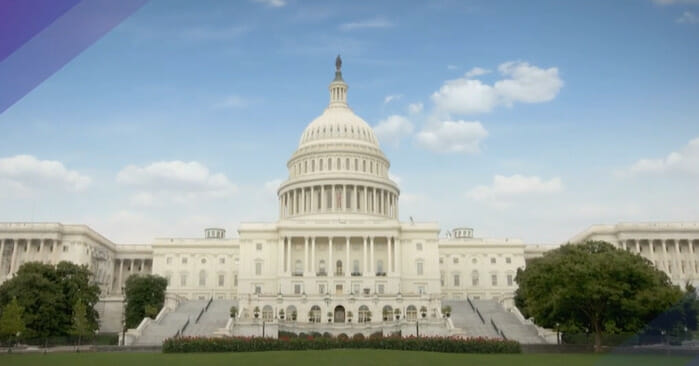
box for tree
[0,261,98,339]
[69,300,91,350]
[0,298,25,349]
[124,274,167,328]
[515,241,683,351]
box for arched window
[406,305,418,321]
[262,305,273,321]
[336,260,343,276]
[294,259,303,275]
[358,305,370,323]
[286,305,297,321]
[310,305,321,323]
[199,270,206,287]
[382,305,393,321]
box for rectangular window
[418,286,425,295]
[218,274,224,287]
[507,274,513,286]
[490,257,496,264]
[256,243,262,251]
[453,257,458,264]
[378,284,385,294]
[182,257,188,264]
[319,284,326,294]
[491,274,498,286]
[454,274,460,286]
[254,285,261,294]
[353,283,360,294]
[416,243,423,251]
[417,262,424,275]
[180,274,187,287]
[234,274,238,286]
[63,246,68,252]
[219,257,225,264]
[255,262,262,276]
[166,257,172,265]
[506,257,511,264]
[335,284,343,295]
[294,284,302,294]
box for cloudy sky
[1,0,698,244]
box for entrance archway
[334,305,345,323]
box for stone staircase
[471,299,547,344]
[443,299,500,339]
[132,299,208,346]
[183,299,237,337]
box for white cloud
[374,115,414,147]
[252,0,286,7]
[622,137,699,176]
[415,120,488,153]
[383,94,402,104]
[431,61,563,115]
[466,174,563,203]
[117,161,236,205]
[465,67,490,78]
[389,173,402,184]
[0,155,91,196]
[677,11,699,23]
[408,102,423,114]
[339,18,394,31]
[215,95,250,109]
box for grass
[0,349,694,366]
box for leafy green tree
[124,274,168,328]
[0,261,100,339]
[0,297,25,348]
[515,241,683,351]
[69,300,91,349]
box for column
[331,185,336,211]
[0,240,5,275]
[278,237,284,276]
[328,237,333,276]
[370,236,375,274]
[673,239,681,275]
[286,237,291,274]
[395,237,401,275]
[634,240,639,253]
[363,237,368,275]
[343,185,347,210]
[388,237,393,274]
[345,236,350,277]
[9,240,18,275]
[310,186,315,213]
[118,259,124,293]
[304,237,309,273]
[649,239,655,254]
[302,188,306,214]
[395,194,399,219]
[364,187,368,213]
[373,189,378,214]
[311,237,316,273]
[321,185,325,212]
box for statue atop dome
[335,54,342,71]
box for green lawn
[0,350,693,366]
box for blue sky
[1,0,698,244]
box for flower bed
[162,335,521,354]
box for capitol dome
[277,56,399,221]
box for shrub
[352,333,365,341]
[337,333,349,341]
[162,335,521,354]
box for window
[440,272,445,286]
[472,258,477,264]
[319,260,326,274]
[234,274,238,286]
[201,258,207,264]
[218,274,224,287]
[453,257,459,264]
[182,257,188,264]
[416,261,424,275]
[199,270,206,287]
[165,273,171,285]
[256,243,262,251]
[63,246,68,252]
[439,257,444,264]
[376,260,384,274]
[507,274,513,286]
[219,257,225,264]
[336,260,343,275]
[310,305,321,323]
[358,305,370,323]
[406,305,417,321]
[490,257,496,264]
[506,257,511,264]
[378,284,385,294]
[254,285,261,294]
[255,262,262,276]
[453,274,460,286]
[353,260,360,274]
[491,274,498,286]
[418,286,425,295]
[319,284,326,294]
[472,271,479,286]
[166,257,172,265]
[335,284,343,295]
[294,284,302,294]
[353,283,360,294]
[180,273,188,287]
[294,259,303,275]
[416,242,423,251]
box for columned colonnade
[277,236,400,277]
[619,238,699,277]
[280,184,398,219]
[0,238,61,279]
[111,258,152,294]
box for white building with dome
[0,57,697,344]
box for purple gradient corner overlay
[0,0,149,114]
